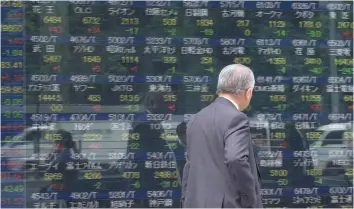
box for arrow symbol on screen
[204,67,214,73]
[343,32,353,38]
[168,104,176,112]
[92,105,102,112]
[310,104,322,111]
[277,67,286,74]
[130,66,137,72]
[52,65,60,71]
[1,74,10,80]
[92,65,101,72]
[309,68,322,75]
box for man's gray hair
[216,64,255,95]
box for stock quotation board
[1,0,353,208]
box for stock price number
[200,95,214,102]
[1,0,23,7]
[83,133,102,141]
[2,184,24,193]
[233,57,251,65]
[307,30,322,38]
[1,197,24,206]
[127,142,140,150]
[82,17,100,24]
[154,171,178,179]
[44,133,62,141]
[50,104,63,112]
[43,16,62,24]
[87,95,101,102]
[269,169,288,177]
[122,56,139,64]
[299,21,322,28]
[276,179,288,186]
[343,132,352,139]
[43,55,62,63]
[2,111,23,119]
[83,172,102,180]
[163,56,177,64]
[269,58,286,65]
[270,132,286,139]
[301,95,322,102]
[196,19,213,27]
[2,98,23,106]
[200,57,212,65]
[160,180,179,188]
[83,56,101,63]
[121,133,140,141]
[3,49,22,57]
[1,25,23,32]
[121,18,139,25]
[44,173,63,181]
[269,21,286,28]
[306,169,323,176]
[343,95,353,102]
[162,18,177,26]
[119,95,139,102]
[123,172,140,179]
[163,95,177,102]
[1,61,23,69]
[345,169,353,176]
[269,95,287,102]
[1,86,23,94]
[305,58,322,65]
[305,132,322,140]
[337,21,353,29]
[38,94,62,102]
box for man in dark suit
[182,64,262,208]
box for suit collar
[215,97,239,110]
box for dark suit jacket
[182,97,263,208]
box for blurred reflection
[309,122,353,187]
[43,129,79,192]
[126,91,179,207]
[39,129,80,208]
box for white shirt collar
[221,96,239,110]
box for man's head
[216,64,255,111]
[141,92,166,114]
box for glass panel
[1,1,353,208]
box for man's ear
[245,88,253,100]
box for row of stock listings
[1,0,353,208]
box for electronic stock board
[1,0,353,208]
